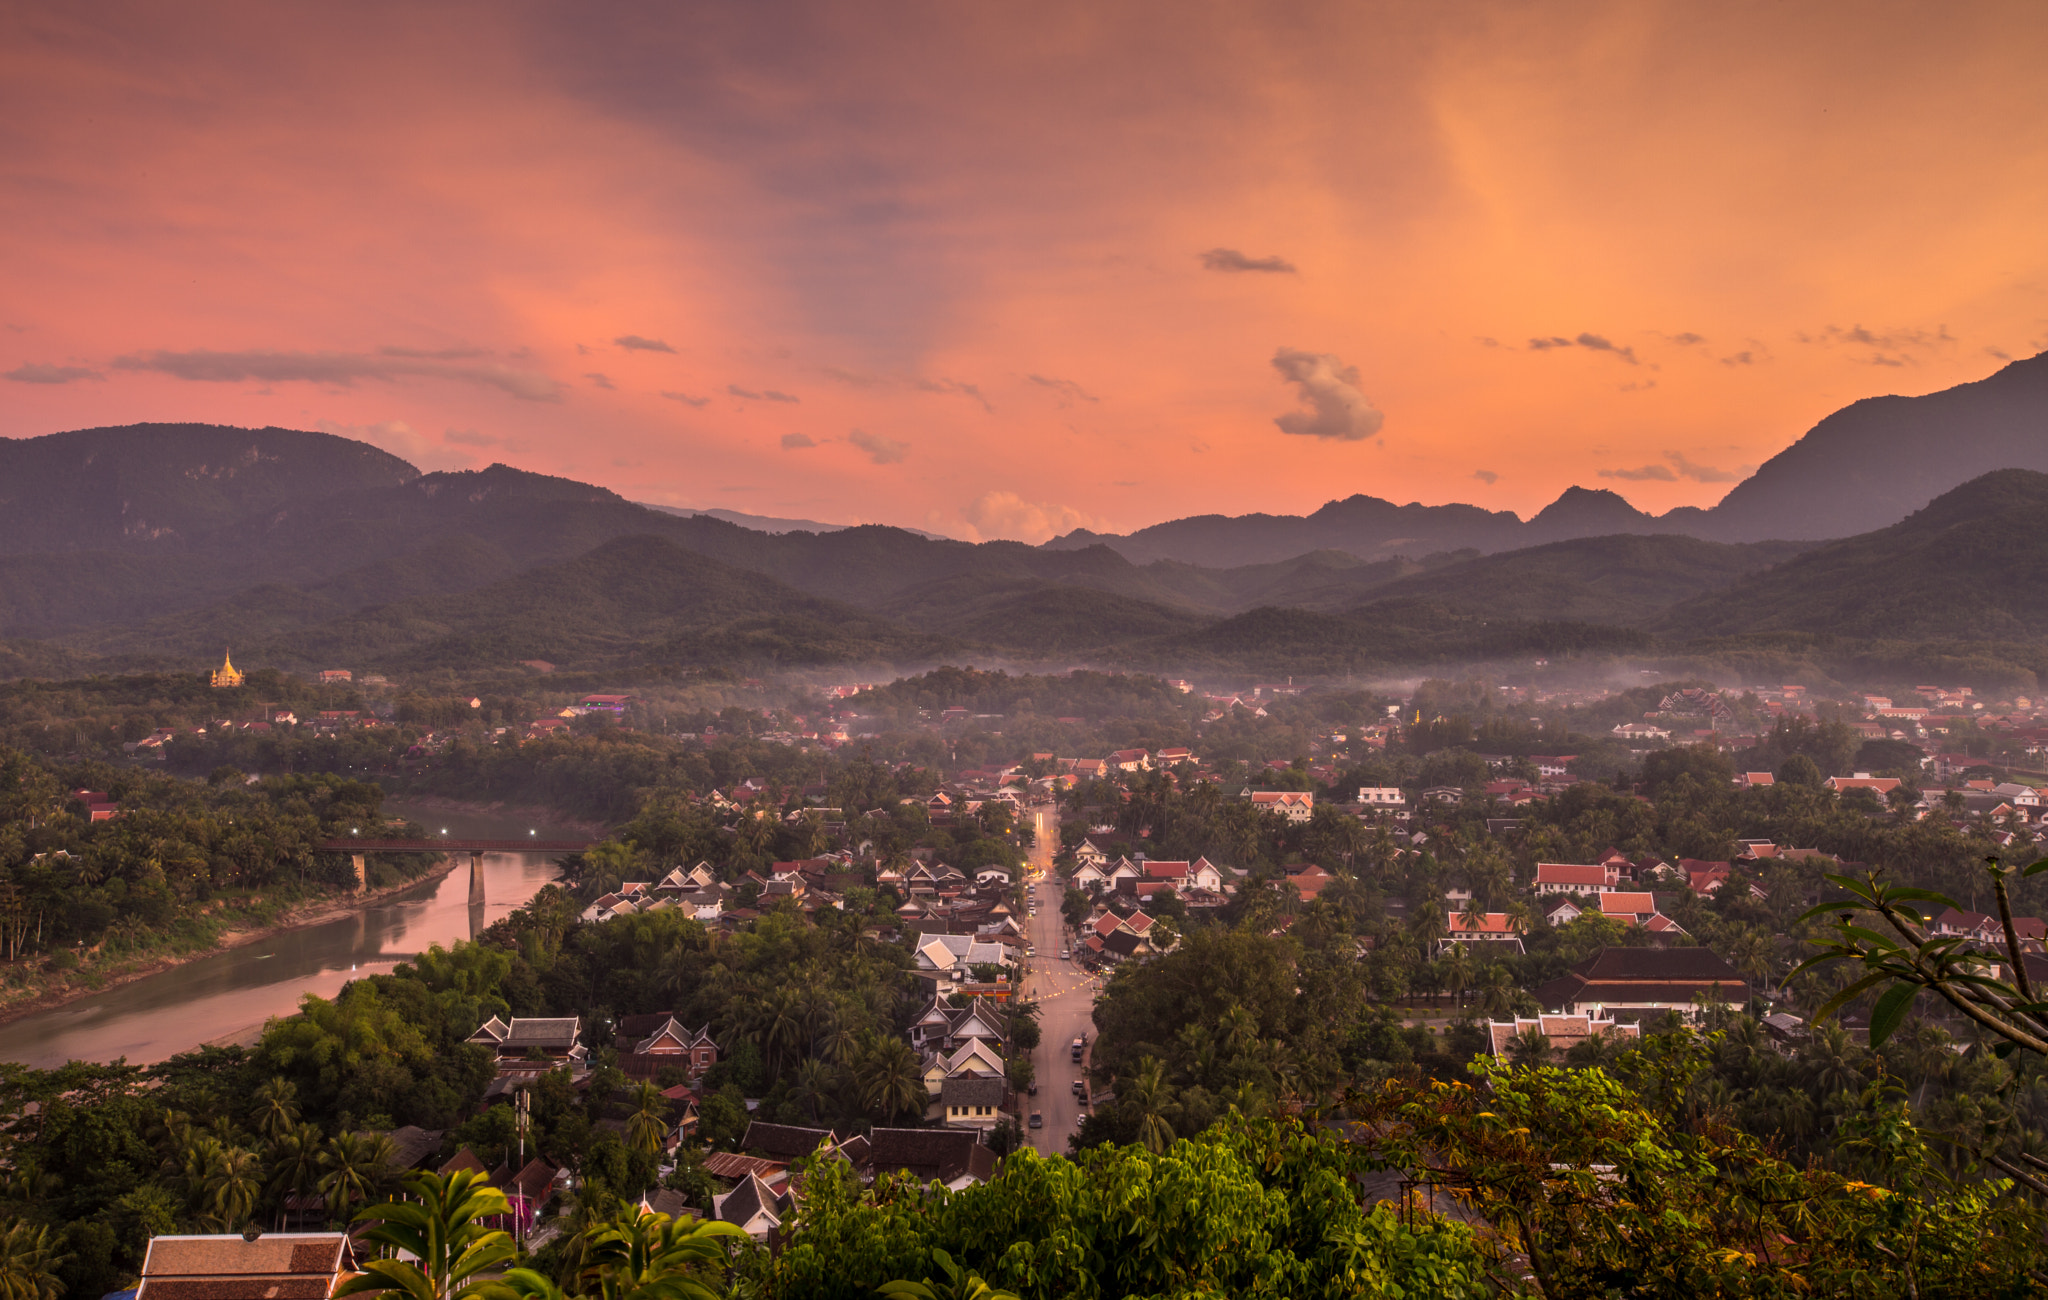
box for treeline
[0,748,431,979]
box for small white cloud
[960,491,1102,543]
[661,390,709,406]
[316,418,450,470]
[1270,347,1383,441]
[1027,374,1098,405]
[1201,248,1297,274]
[1471,469,1498,485]
[729,384,799,403]
[441,426,525,452]
[1597,450,1744,484]
[1598,463,1678,482]
[113,347,563,401]
[781,432,818,449]
[614,335,675,353]
[1527,333,1639,364]
[847,428,909,465]
[1664,451,1740,483]
[4,362,102,384]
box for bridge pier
[350,853,367,891]
[468,852,485,907]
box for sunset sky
[4,1,2044,541]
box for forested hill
[1652,468,2048,640]
[0,423,417,553]
[5,422,2048,683]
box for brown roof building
[740,1122,840,1161]
[1534,947,1749,1019]
[865,1127,999,1186]
[137,1234,354,1300]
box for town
[7,5,2047,1289]
[2,656,2045,1295]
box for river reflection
[0,802,582,1069]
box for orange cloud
[0,1,2042,532]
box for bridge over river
[5,804,593,1068]
[320,837,596,905]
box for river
[0,802,587,1070]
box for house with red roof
[1246,790,1314,823]
[1440,912,1525,953]
[1284,864,1333,900]
[1533,862,1619,895]
[1681,859,1732,893]
[1826,773,1902,796]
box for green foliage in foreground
[761,1114,1490,1300]
[1364,1048,2045,1299]
[756,1062,2047,1300]
[335,1169,514,1300]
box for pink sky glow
[4,2,2045,540]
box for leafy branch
[1793,856,2048,1195]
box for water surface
[1,802,583,1069]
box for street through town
[1021,802,1101,1154]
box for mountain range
[0,351,2044,685]
[638,503,947,540]
[1048,351,2048,565]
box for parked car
[1028,1112,1043,1129]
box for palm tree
[1801,1023,1866,1098]
[815,1011,861,1068]
[175,1136,231,1225]
[1460,892,1489,936]
[572,1209,750,1300]
[759,986,805,1075]
[1442,943,1474,1009]
[1506,1027,1551,1069]
[1893,1020,1955,1109]
[319,1132,396,1225]
[72,854,106,888]
[250,1076,301,1142]
[1722,927,1777,1000]
[1227,1079,1269,1120]
[333,1170,513,1300]
[200,1145,263,1232]
[1474,964,1518,1019]
[0,1221,69,1300]
[1501,899,1533,936]
[1408,898,1445,962]
[1120,1056,1179,1154]
[267,1122,325,1229]
[623,1082,671,1158]
[789,1057,837,1125]
[1564,1029,1628,1071]
[856,1034,926,1124]
[1217,1005,1260,1059]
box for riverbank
[0,855,465,1034]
